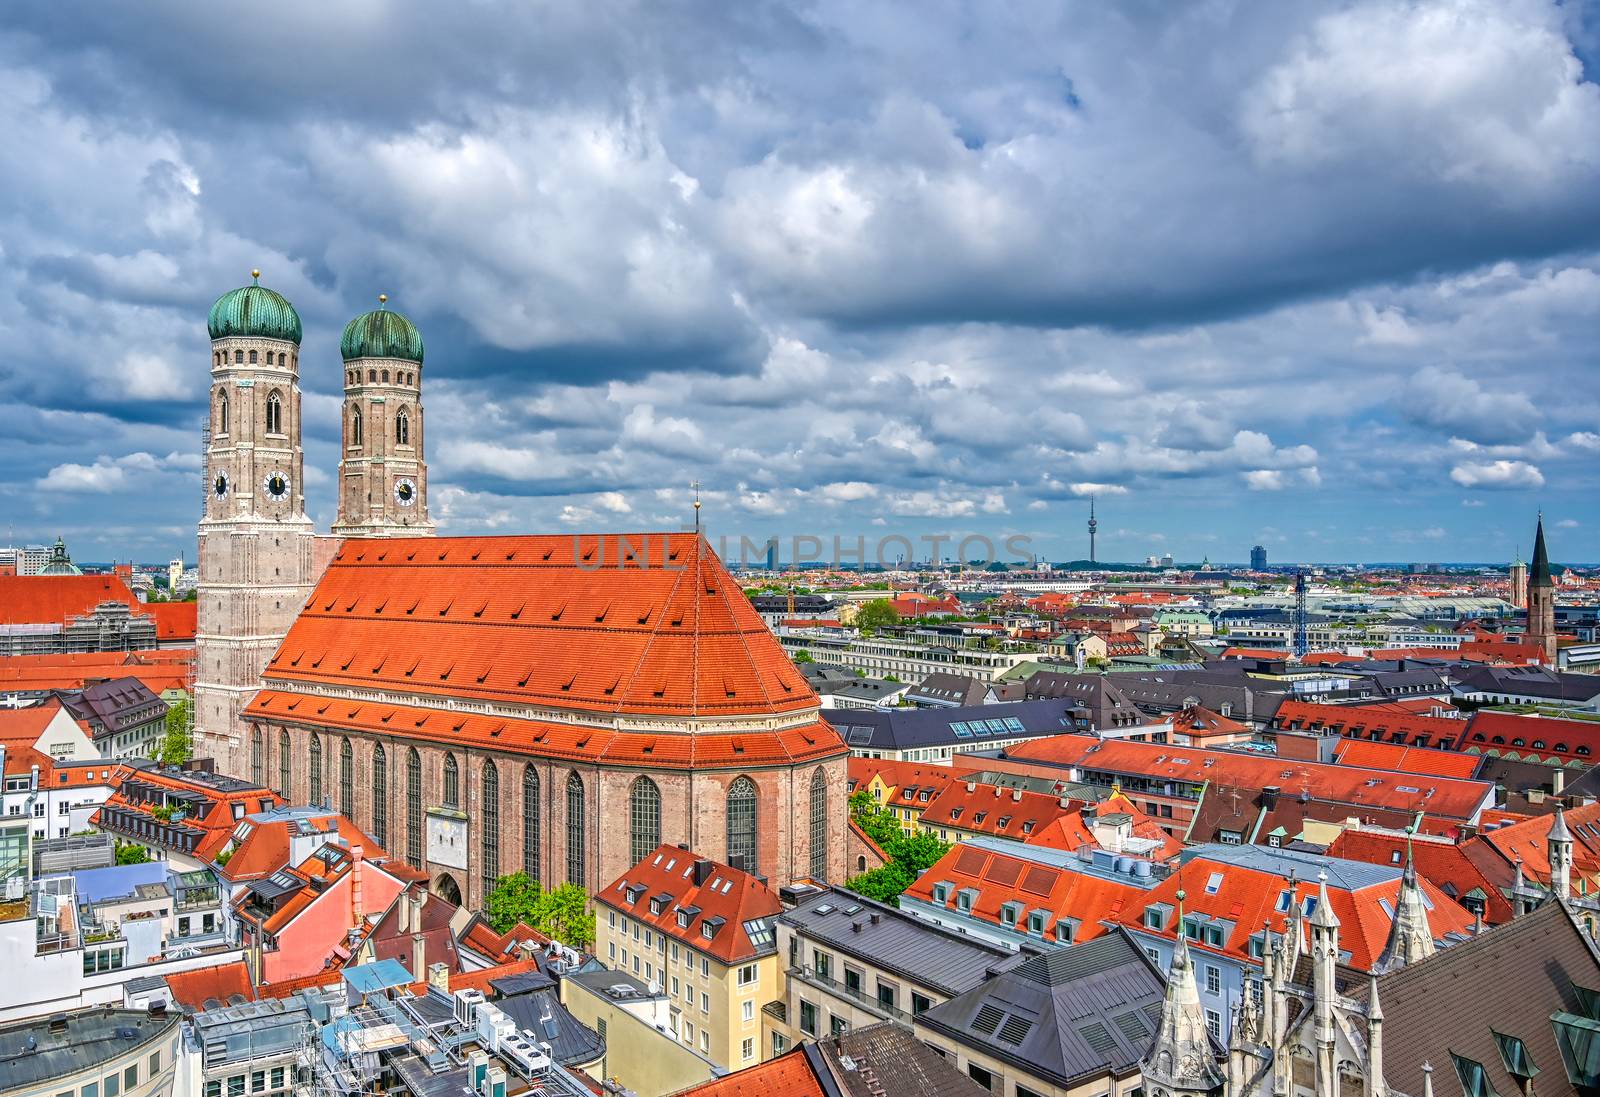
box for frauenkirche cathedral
[193,273,848,910]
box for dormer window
[702,922,716,939]
[677,910,690,928]
[1000,901,1021,927]
[650,897,666,916]
[932,882,952,904]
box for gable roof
[1461,710,1600,765]
[0,574,143,626]
[1325,829,1514,924]
[263,533,815,721]
[598,844,783,965]
[920,780,1083,840]
[164,961,254,1011]
[917,930,1166,1089]
[1273,699,1470,750]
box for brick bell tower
[332,296,434,537]
[195,271,319,777]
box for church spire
[1531,512,1552,586]
[1142,890,1225,1097]
[1550,805,1573,901]
[1374,828,1436,973]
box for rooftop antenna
[1293,568,1309,658]
[1088,496,1098,564]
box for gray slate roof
[822,699,1078,752]
[0,1007,179,1089]
[781,889,1017,997]
[916,929,1166,1089]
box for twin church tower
[194,272,434,772]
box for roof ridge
[612,532,695,716]
[703,532,787,725]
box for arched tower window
[727,776,758,873]
[381,369,390,383]
[406,748,423,869]
[443,753,460,808]
[350,406,362,447]
[266,390,283,434]
[810,768,828,880]
[565,772,585,886]
[250,728,262,786]
[629,777,662,867]
[368,369,377,382]
[371,744,388,850]
[481,761,500,897]
[217,390,229,435]
[278,729,291,797]
[396,408,410,446]
[308,735,323,804]
[339,738,354,819]
[522,766,541,883]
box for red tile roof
[1460,711,1600,765]
[1331,739,1482,780]
[846,757,967,806]
[1475,801,1600,887]
[996,733,1493,822]
[0,650,194,695]
[92,764,283,862]
[1325,830,1514,924]
[905,840,1142,942]
[598,844,783,965]
[671,1051,824,1097]
[147,601,198,641]
[919,781,1084,841]
[247,690,843,770]
[218,810,385,880]
[1170,704,1251,743]
[263,534,817,720]
[1220,647,1288,661]
[1273,700,1469,750]
[1118,852,1477,972]
[164,961,254,1010]
[0,574,144,626]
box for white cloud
[38,458,126,493]
[1401,366,1540,444]
[1449,459,1545,489]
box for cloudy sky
[3,0,1598,565]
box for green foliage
[155,699,194,766]
[844,864,913,906]
[843,791,951,907]
[882,674,902,683]
[151,804,175,823]
[115,842,151,866]
[792,649,814,664]
[483,873,596,950]
[854,599,901,633]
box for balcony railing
[788,965,912,1025]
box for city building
[0,545,52,577]
[916,929,1166,1097]
[0,574,160,657]
[772,886,1017,1057]
[1528,514,1558,664]
[917,780,1084,844]
[592,846,782,1070]
[54,679,168,759]
[1250,546,1267,571]
[675,1021,988,1097]
[827,700,1084,765]
[92,763,283,871]
[0,1005,181,1097]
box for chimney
[1262,786,1280,810]
[965,781,976,793]
[1012,788,1023,802]
[1553,769,1566,795]
[412,932,427,979]
[350,846,364,924]
[428,961,450,993]
[693,860,714,886]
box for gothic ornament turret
[1373,828,1436,973]
[1143,890,1226,1097]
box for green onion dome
[207,270,303,344]
[340,296,424,363]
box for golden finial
[691,480,702,532]
[378,294,388,308]
[251,268,261,283]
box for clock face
[394,477,417,506]
[213,473,229,498]
[263,471,290,499]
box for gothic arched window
[249,350,258,364]
[396,408,410,446]
[265,390,283,434]
[368,369,377,382]
[381,369,390,383]
[523,766,541,883]
[565,772,585,886]
[278,730,291,796]
[350,406,362,447]
[250,727,262,786]
[726,776,758,873]
[406,748,423,868]
[629,777,662,867]
[481,761,500,897]
[372,744,388,850]
[810,767,828,880]
[217,390,229,435]
[308,734,323,803]
[339,738,354,819]
[443,753,460,808]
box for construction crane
[1293,569,1309,658]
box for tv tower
[1087,497,1098,564]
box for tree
[848,790,901,849]
[854,599,901,633]
[792,649,814,664]
[155,698,193,766]
[843,791,951,907]
[115,842,150,866]
[483,873,596,950]
[844,864,912,906]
